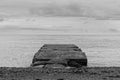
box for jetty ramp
[31,44,87,68]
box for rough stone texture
[0,67,120,80]
[31,44,87,68]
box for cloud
[29,3,84,17]
[0,0,120,19]
[109,28,120,33]
[23,0,120,19]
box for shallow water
[0,33,120,67]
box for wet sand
[0,67,120,80]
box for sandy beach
[0,67,119,80]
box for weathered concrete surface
[31,44,87,68]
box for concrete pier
[31,44,87,68]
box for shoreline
[0,67,120,80]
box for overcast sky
[1,0,120,34]
[0,0,120,19]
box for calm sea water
[0,33,120,67]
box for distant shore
[0,67,120,80]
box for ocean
[0,33,120,67]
